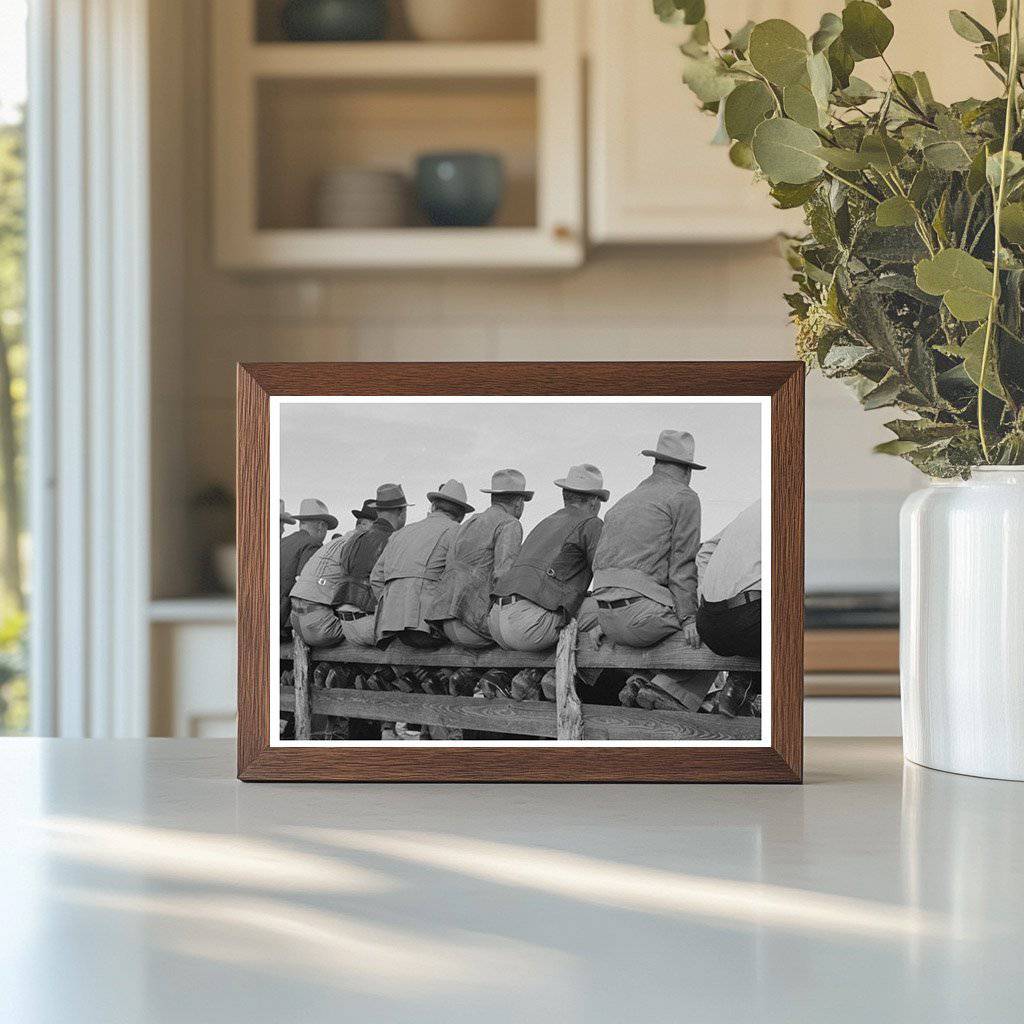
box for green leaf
[915,249,994,321]
[875,196,918,228]
[815,146,872,170]
[810,12,843,54]
[948,10,993,44]
[752,117,827,184]
[728,140,758,169]
[842,1,894,60]
[1000,202,1024,242]
[770,179,820,209]
[724,20,755,53]
[748,19,810,87]
[681,55,736,103]
[874,439,921,455]
[723,81,775,143]
[783,83,822,128]
[958,324,1006,398]
[860,133,905,172]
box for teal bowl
[281,0,388,42]
[415,152,505,228]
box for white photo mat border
[269,395,772,748]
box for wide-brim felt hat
[279,498,297,524]
[351,498,378,521]
[294,497,339,530]
[427,479,475,513]
[642,429,706,470]
[374,483,413,510]
[554,463,609,502]
[480,468,533,500]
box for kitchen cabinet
[587,0,999,244]
[211,0,583,269]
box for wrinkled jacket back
[427,505,523,636]
[494,507,602,617]
[290,520,393,611]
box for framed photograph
[237,362,804,782]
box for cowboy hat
[480,468,534,500]
[554,464,609,502]
[641,429,706,470]
[427,479,475,514]
[279,498,297,525]
[351,498,378,521]
[374,482,413,510]
[293,497,339,530]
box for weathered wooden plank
[293,635,312,740]
[280,635,759,674]
[555,619,583,740]
[280,686,762,741]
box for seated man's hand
[681,620,701,648]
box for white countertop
[1,738,1020,1023]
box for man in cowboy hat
[592,430,716,706]
[280,499,297,538]
[279,498,337,633]
[371,480,473,649]
[489,465,606,653]
[427,469,532,648]
[336,498,377,546]
[290,483,409,648]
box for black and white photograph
[272,396,769,745]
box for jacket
[493,506,603,618]
[371,512,459,637]
[592,468,702,622]
[279,529,322,627]
[426,505,523,636]
[290,519,394,611]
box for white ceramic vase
[900,467,1024,780]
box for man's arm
[695,528,722,590]
[492,519,523,581]
[668,492,701,623]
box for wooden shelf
[249,42,544,79]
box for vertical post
[555,619,583,740]
[293,635,312,740]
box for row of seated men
[280,429,762,718]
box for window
[0,0,28,734]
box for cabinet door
[589,1,814,243]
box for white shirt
[696,500,761,603]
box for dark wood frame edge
[236,361,804,783]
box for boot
[511,668,543,701]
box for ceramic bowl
[415,152,504,227]
[281,0,388,42]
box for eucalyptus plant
[659,0,1024,475]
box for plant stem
[979,0,1021,463]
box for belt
[495,595,519,607]
[337,609,370,622]
[702,589,761,613]
[597,595,645,610]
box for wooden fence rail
[281,623,761,742]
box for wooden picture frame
[237,362,804,782]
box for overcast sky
[278,399,762,539]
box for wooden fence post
[555,619,583,741]
[293,634,312,740]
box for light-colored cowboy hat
[642,429,706,470]
[427,479,475,513]
[351,498,377,521]
[480,468,534,500]
[293,497,339,530]
[374,482,413,510]
[279,498,297,525]
[554,463,609,502]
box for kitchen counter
[2,738,1021,1022]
